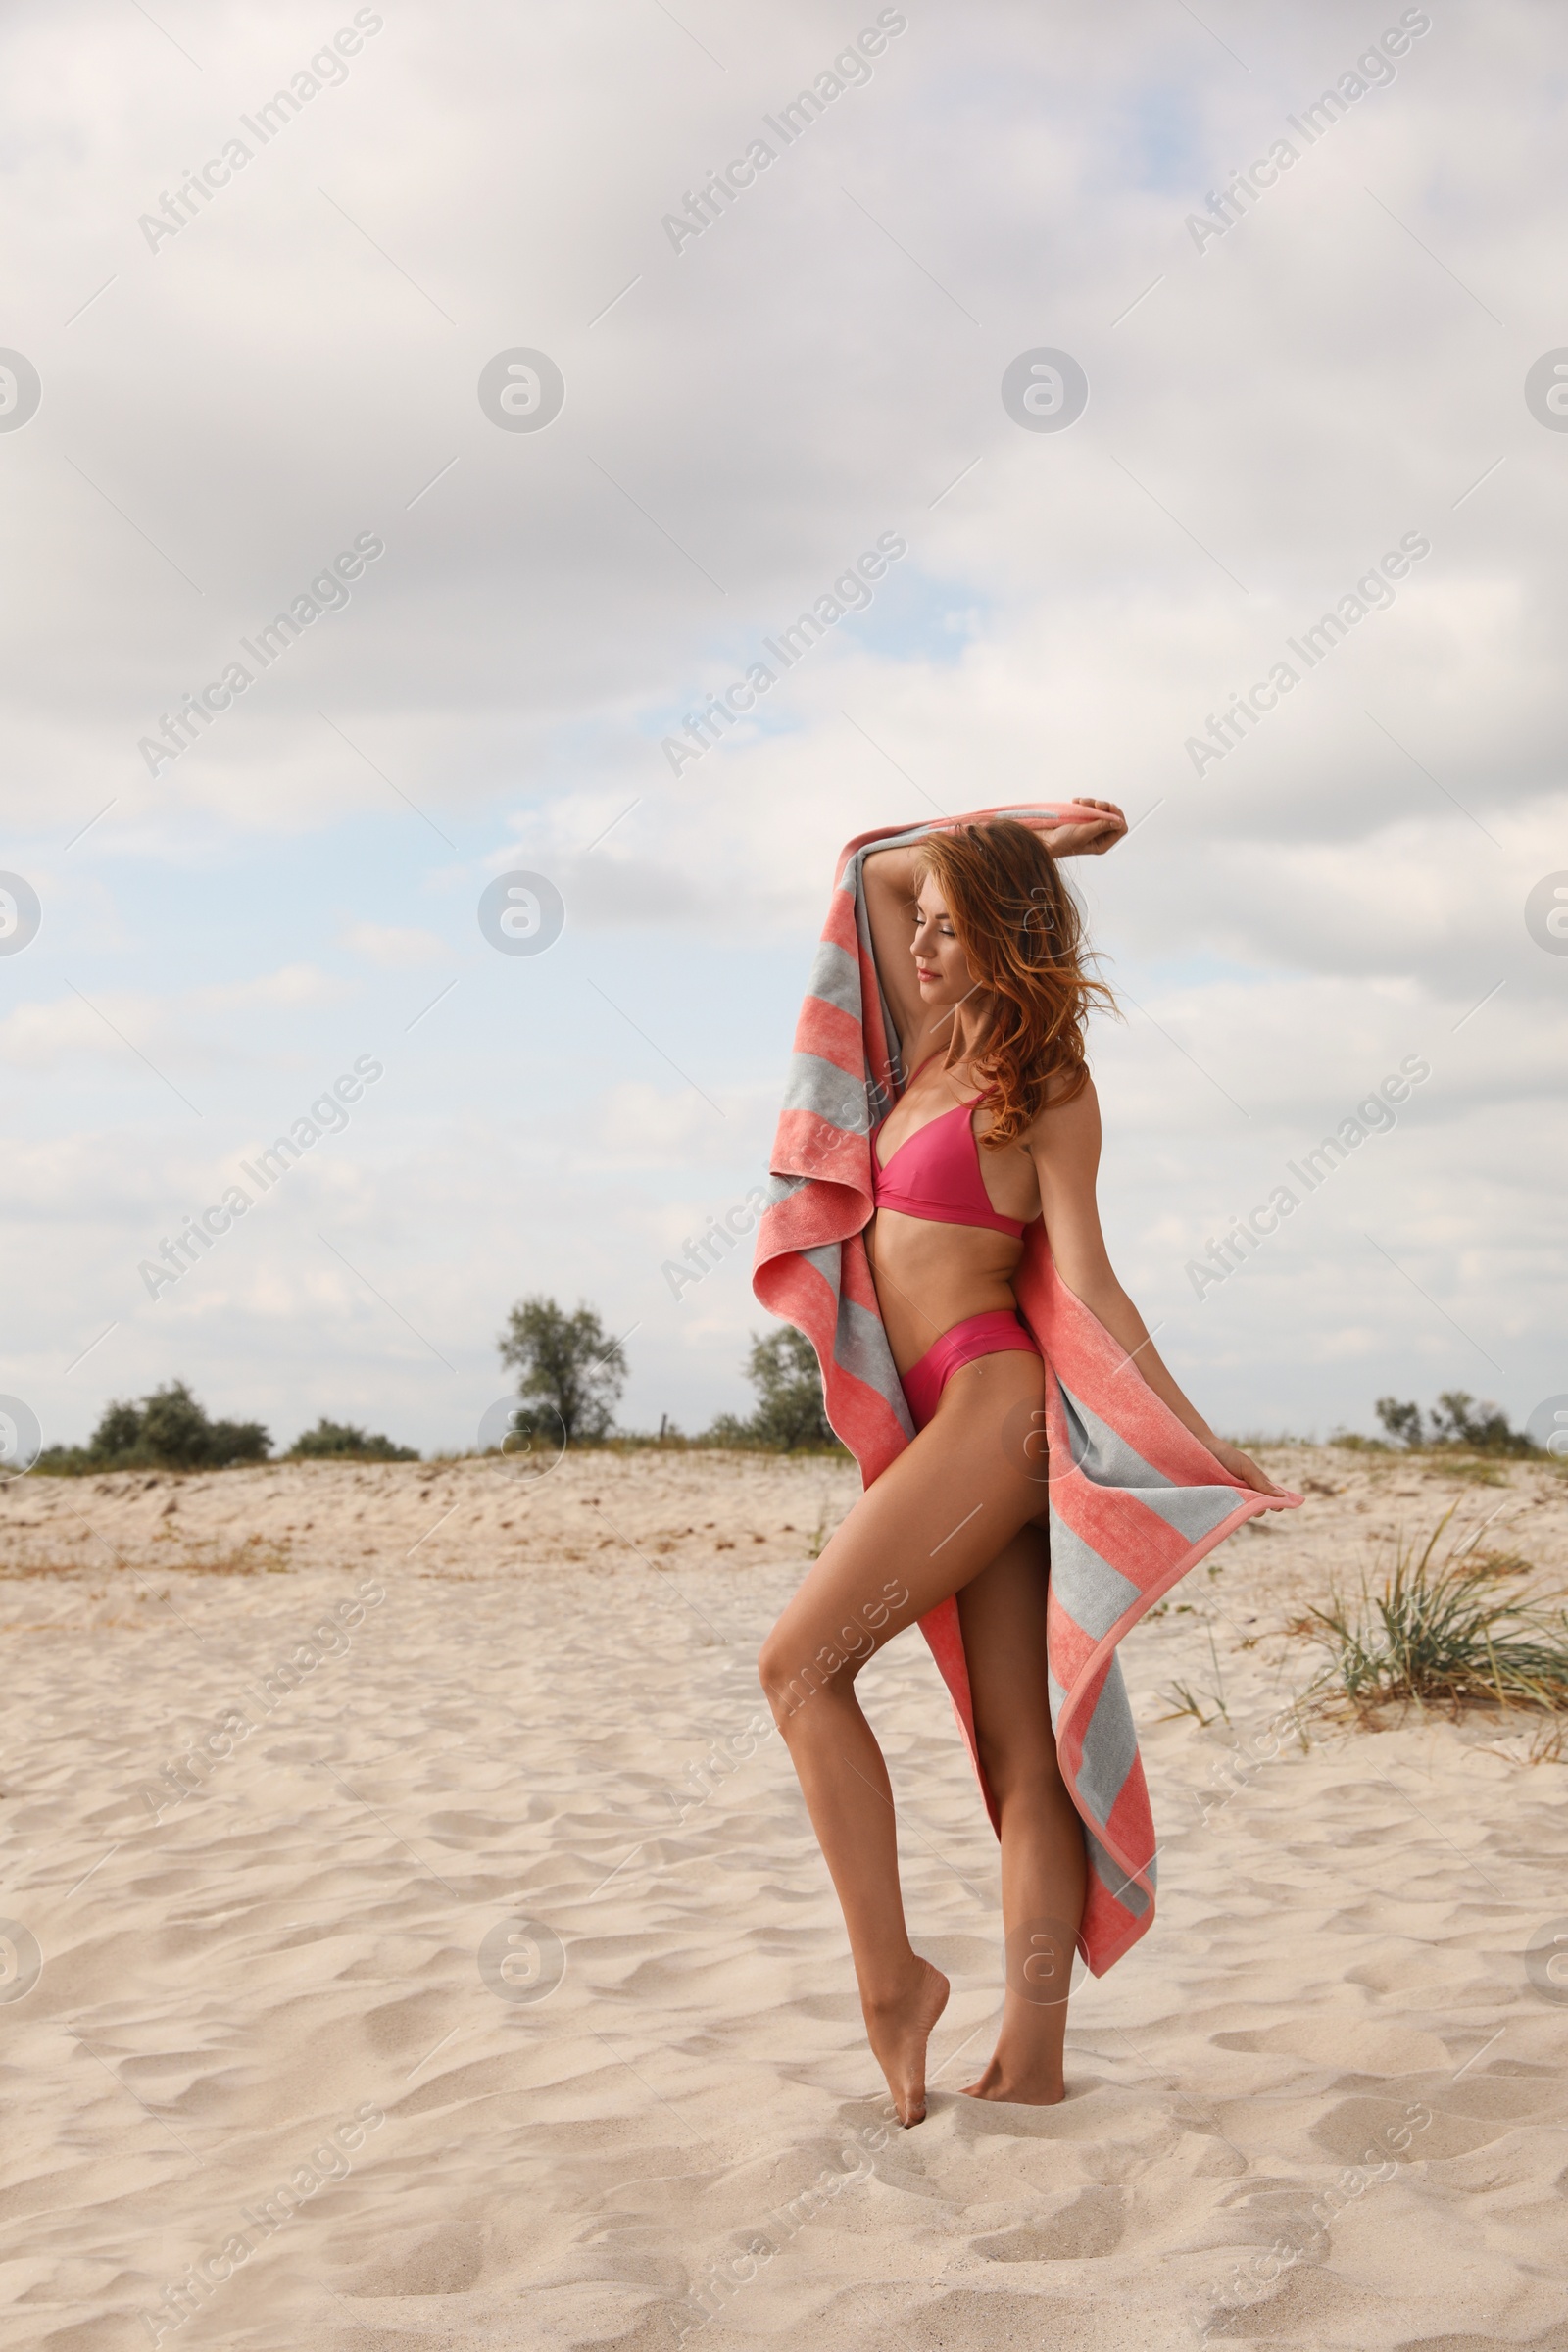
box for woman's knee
[757,1625,818,1718]
[757,1628,794,1708]
[758,1620,870,1719]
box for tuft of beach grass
[1300,1506,1568,1722]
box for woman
[756,805,1286,2127]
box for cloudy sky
[3,0,1565,1460]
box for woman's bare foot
[959,2048,1066,2106]
[861,1957,950,2126]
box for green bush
[35,1381,270,1475]
[286,1417,418,1462]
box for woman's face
[910,874,979,1008]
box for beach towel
[753,805,1301,1976]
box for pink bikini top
[871,1072,1028,1240]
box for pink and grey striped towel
[753,806,1301,1975]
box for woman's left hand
[1206,1438,1289,1498]
[1039,799,1127,858]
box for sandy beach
[2,1443,1565,2351]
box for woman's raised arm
[861,802,1128,1082]
[862,844,926,1077]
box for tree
[1375,1391,1535,1457]
[287,1418,418,1462]
[1375,1396,1424,1448]
[91,1399,144,1459]
[136,1381,217,1467]
[744,1328,835,1450]
[498,1297,626,1443]
[202,1414,271,1467]
[1428,1391,1533,1455]
[85,1381,270,1470]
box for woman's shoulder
[1043,1056,1096,1107]
[1023,1062,1099,1143]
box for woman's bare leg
[955,1527,1087,2103]
[757,1350,1051,2125]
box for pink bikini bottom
[900,1307,1041,1433]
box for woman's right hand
[1036,799,1127,858]
[1206,1437,1288,1499]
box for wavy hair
[914,817,1116,1149]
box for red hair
[914,818,1115,1149]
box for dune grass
[0,1534,292,1579]
[1302,1508,1568,1720]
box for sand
[1,1443,1565,2351]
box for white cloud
[339,922,449,967]
[195,964,345,1008]
[0,0,1563,1451]
[577,1081,772,1171]
[0,967,344,1067]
